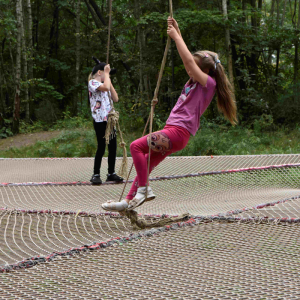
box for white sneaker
[127,187,155,211]
[101,200,128,212]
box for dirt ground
[0,131,61,151]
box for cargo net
[1,155,300,299]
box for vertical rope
[119,0,173,202]
[106,0,112,64]
[105,0,114,111]
[118,114,151,202]
[104,0,128,179]
[146,0,173,199]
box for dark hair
[90,56,116,76]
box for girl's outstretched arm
[167,23,208,87]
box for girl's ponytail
[214,62,237,125]
[88,72,93,82]
[193,51,237,125]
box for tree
[26,0,33,121]
[75,0,81,115]
[21,0,29,122]
[222,0,234,90]
[12,0,23,134]
[295,0,300,82]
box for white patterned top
[88,79,112,122]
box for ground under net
[1,155,300,299]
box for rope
[147,1,173,198]
[119,0,173,203]
[118,114,151,202]
[122,210,190,229]
[104,0,128,179]
[106,0,112,64]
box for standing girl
[102,17,237,210]
[88,59,123,185]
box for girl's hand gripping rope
[167,25,180,41]
[168,17,181,37]
[104,64,111,75]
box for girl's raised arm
[167,23,208,87]
[110,82,119,102]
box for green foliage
[174,123,300,156]
[253,114,274,135]
[52,111,91,130]
[2,0,300,150]
[31,78,64,101]
[272,83,300,124]
[19,120,48,133]
[0,119,13,139]
[19,112,92,134]
[1,125,300,158]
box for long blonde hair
[193,50,237,125]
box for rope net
[1,155,300,299]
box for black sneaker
[90,174,102,185]
[106,173,123,183]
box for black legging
[93,121,117,175]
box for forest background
[1,0,300,158]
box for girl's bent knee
[130,140,138,152]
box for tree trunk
[13,0,23,134]
[275,0,281,76]
[268,0,276,64]
[0,44,8,115]
[277,0,280,26]
[21,2,29,121]
[88,0,107,25]
[44,0,59,79]
[74,0,81,115]
[222,0,235,90]
[134,0,143,95]
[258,0,262,10]
[0,64,4,117]
[0,40,6,116]
[250,0,257,29]
[84,0,103,31]
[8,40,15,79]
[271,0,275,17]
[281,0,287,26]
[26,0,33,121]
[294,0,300,82]
[0,112,3,129]
[298,0,300,30]
[33,0,40,51]
[242,0,247,24]
[64,7,88,26]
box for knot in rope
[108,110,120,121]
[152,98,158,106]
[105,109,128,179]
[123,210,191,229]
[104,111,119,144]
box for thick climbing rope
[106,0,112,65]
[118,0,173,208]
[146,0,173,199]
[104,0,128,178]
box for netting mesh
[1,155,300,299]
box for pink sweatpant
[126,124,190,200]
